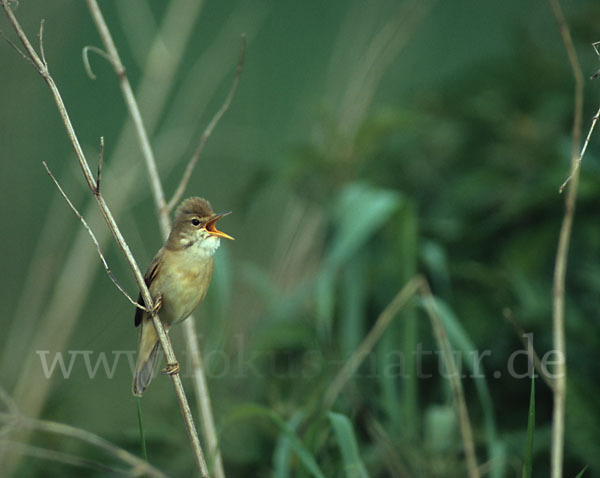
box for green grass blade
[135,397,148,462]
[223,404,326,478]
[575,465,588,478]
[522,377,535,478]
[273,411,306,478]
[327,412,370,478]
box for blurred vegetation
[1,0,600,476]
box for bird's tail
[132,319,161,396]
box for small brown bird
[132,197,233,396]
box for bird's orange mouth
[205,212,234,240]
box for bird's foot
[152,295,163,314]
[161,362,180,375]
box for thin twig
[419,280,479,478]
[1,2,209,475]
[558,104,600,193]
[548,2,584,477]
[84,3,244,477]
[42,161,144,311]
[166,33,247,213]
[82,45,114,80]
[323,276,422,409]
[557,41,595,194]
[96,136,104,194]
[84,1,223,475]
[591,41,600,80]
[38,19,46,68]
[0,28,32,64]
[502,309,555,390]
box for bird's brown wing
[134,253,161,327]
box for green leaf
[328,182,402,267]
[317,182,401,337]
[327,412,370,478]
[522,377,535,478]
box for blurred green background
[1,0,600,476]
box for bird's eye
[191,218,201,226]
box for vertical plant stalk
[85,0,168,227]
[85,2,245,476]
[548,1,584,477]
[1,1,209,475]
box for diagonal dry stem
[1,1,209,475]
[85,2,250,476]
[1,1,210,475]
[84,1,248,476]
[323,276,421,409]
[419,280,479,478]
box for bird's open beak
[205,211,234,240]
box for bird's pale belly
[152,256,214,326]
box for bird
[132,196,233,396]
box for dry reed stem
[419,281,479,478]
[323,276,421,409]
[548,1,585,477]
[85,0,169,231]
[84,2,247,476]
[1,1,209,474]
